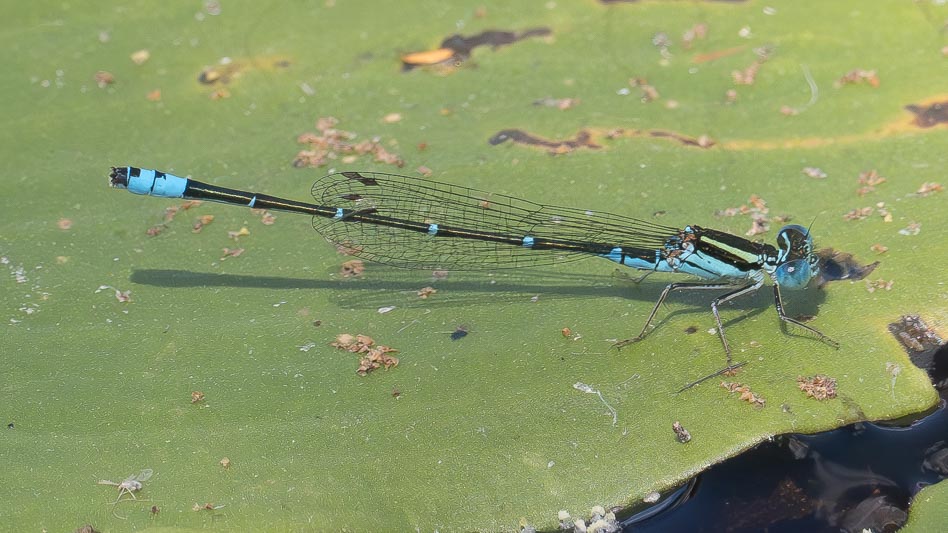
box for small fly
[97,468,153,518]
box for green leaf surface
[903,478,948,532]
[2,1,946,531]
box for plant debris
[193,502,226,511]
[532,96,580,110]
[834,68,880,88]
[797,374,837,400]
[856,169,886,196]
[220,247,244,260]
[801,167,827,179]
[416,286,437,299]
[293,116,404,169]
[914,182,943,197]
[865,279,895,293]
[331,334,399,376]
[714,194,772,236]
[192,214,214,233]
[340,259,365,277]
[721,381,765,407]
[898,222,921,236]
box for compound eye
[775,258,813,289]
[776,224,813,262]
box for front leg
[772,284,839,348]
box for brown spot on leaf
[905,101,947,128]
[198,56,289,86]
[488,129,600,155]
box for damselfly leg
[615,279,760,361]
[772,284,839,348]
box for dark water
[622,343,948,533]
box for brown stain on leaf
[401,28,551,72]
[197,55,291,86]
[691,45,746,64]
[905,100,948,128]
[489,127,714,154]
[488,129,600,154]
[723,95,948,150]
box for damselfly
[109,167,838,384]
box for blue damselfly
[109,167,838,384]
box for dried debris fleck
[681,23,708,49]
[856,169,886,196]
[193,502,226,511]
[192,214,215,233]
[714,194,771,236]
[843,202,894,222]
[865,278,895,293]
[842,206,880,221]
[802,167,827,179]
[227,227,250,240]
[721,381,765,408]
[834,68,880,88]
[96,285,132,303]
[293,116,404,169]
[191,391,205,404]
[629,77,660,102]
[797,374,837,400]
[130,49,150,65]
[220,247,244,260]
[914,182,943,197]
[94,70,115,88]
[532,96,580,110]
[416,286,437,299]
[898,222,921,236]
[340,259,365,277]
[731,46,772,85]
[331,333,399,376]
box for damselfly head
[773,224,818,289]
[109,166,130,189]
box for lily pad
[1,1,945,530]
[903,479,948,532]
